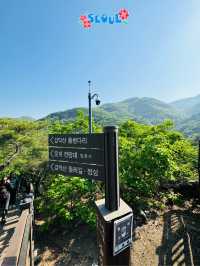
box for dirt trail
[132,207,200,266]
[35,206,200,266]
[35,223,98,266]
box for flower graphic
[80,15,91,28]
[80,15,87,22]
[83,20,91,28]
[119,9,129,20]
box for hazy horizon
[1,93,199,120]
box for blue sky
[0,0,200,118]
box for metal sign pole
[104,126,120,211]
[88,96,92,134]
[95,126,133,266]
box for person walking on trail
[0,177,13,223]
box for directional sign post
[104,126,120,211]
[48,133,105,181]
[49,161,105,181]
[48,128,133,266]
[49,133,104,149]
[49,147,104,165]
[95,126,133,266]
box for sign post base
[95,198,133,266]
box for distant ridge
[177,112,200,137]
[17,116,35,121]
[171,94,200,116]
[1,94,200,137]
[40,94,200,137]
[42,97,183,125]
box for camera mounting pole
[88,80,100,134]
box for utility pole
[88,80,101,134]
[88,80,92,134]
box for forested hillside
[172,95,200,137]
[0,113,198,229]
[42,95,200,137]
[171,94,200,116]
[43,97,183,125]
[176,113,200,138]
[0,118,48,183]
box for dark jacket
[0,181,12,200]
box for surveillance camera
[96,99,101,105]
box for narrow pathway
[0,208,20,265]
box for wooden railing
[1,201,34,266]
[0,142,20,172]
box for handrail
[0,142,20,172]
[1,201,34,266]
[18,213,32,266]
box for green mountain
[170,95,200,137]
[43,97,183,125]
[171,94,200,116]
[40,95,200,137]
[177,113,200,138]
